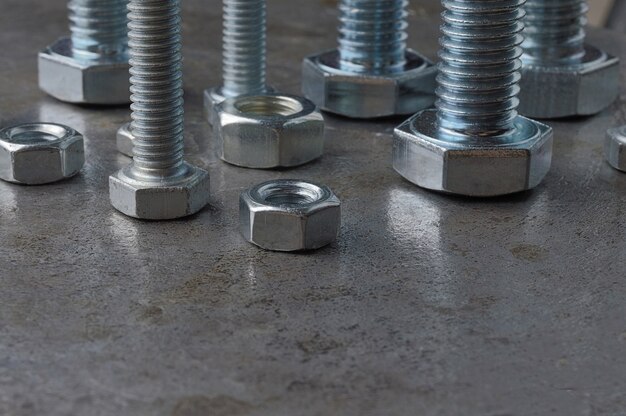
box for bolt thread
[222,0,267,97]
[69,0,129,58]
[436,0,525,137]
[338,0,408,74]
[522,0,588,63]
[128,0,185,177]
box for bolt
[38,0,131,104]
[392,0,553,197]
[302,0,437,118]
[518,0,619,118]
[109,0,210,220]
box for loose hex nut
[38,37,131,105]
[116,122,134,157]
[240,180,341,251]
[215,94,325,168]
[605,126,626,172]
[0,123,85,185]
[302,49,437,119]
[393,110,553,197]
[203,86,275,126]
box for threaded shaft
[436,0,525,137]
[69,0,129,58]
[128,0,186,178]
[338,0,408,74]
[222,0,267,97]
[522,0,588,64]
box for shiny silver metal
[38,0,131,105]
[240,179,341,251]
[301,0,437,119]
[393,0,553,197]
[116,122,134,157]
[214,93,325,169]
[109,0,210,220]
[203,0,272,125]
[605,126,626,172]
[519,0,619,119]
[0,123,85,185]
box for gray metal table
[1,1,625,415]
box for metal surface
[0,0,625,414]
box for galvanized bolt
[518,0,619,119]
[302,0,437,119]
[392,0,553,197]
[109,0,210,220]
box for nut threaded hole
[3,124,69,145]
[257,182,324,207]
[235,96,304,117]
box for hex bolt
[302,0,437,119]
[39,0,131,105]
[392,0,553,197]
[518,0,620,119]
[109,0,210,220]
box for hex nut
[240,179,341,251]
[38,37,131,105]
[605,126,626,172]
[203,86,274,126]
[117,122,134,157]
[519,45,620,119]
[214,94,325,168]
[302,49,437,119]
[109,163,210,220]
[393,109,553,197]
[0,123,85,185]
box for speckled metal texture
[0,1,625,415]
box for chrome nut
[302,49,437,119]
[203,86,275,126]
[116,122,134,157]
[519,45,620,119]
[605,126,626,172]
[214,94,325,168]
[240,179,341,251]
[393,110,553,197]
[38,38,131,105]
[0,123,85,185]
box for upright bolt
[393,0,553,197]
[38,0,131,104]
[109,0,210,220]
[302,0,437,119]
[518,0,619,119]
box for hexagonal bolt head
[240,179,341,251]
[519,45,620,119]
[214,94,325,169]
[117,122,134,157]
[605,126,626,172]
[302,49,437,119]
[0,123,85,185]
[393,109,554,197]
[109,163,210,220]
[38,37,131,105]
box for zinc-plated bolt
[203,0,272,124]
[518,0,619,119]
[38,0,131,105]
[302,0,437,119]
[392,0,553,197]
[109,0,210,220]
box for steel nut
[393,110,553,197]
[116,122,134,157]
[38,37,130,105]
[519,45,620,119]
[240,180,341,251]
[605,126,626,172]
[0,123,85,185]
[302,49,437,119]
[215,94,325,168]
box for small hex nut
[519,45,620,119]
[605,126,626,172]
[116,122,134,157]
[38,37,130,105]
[393,109,553,197]
[240,180,341,251]
[215,94,325,168]
[0,123,85,185]
[302,49,437,118]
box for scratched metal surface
[1,1,625,415]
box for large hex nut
[240,179,341,251]
[605,126,626,172]
[302,49,437,119]
[519,45,620,119]
[393,110,553,197]
[0,123,85,185]
[215,94,325,168]
[38,37,130,105]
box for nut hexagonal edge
[116,122,134,157]
[605,126,626,172]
